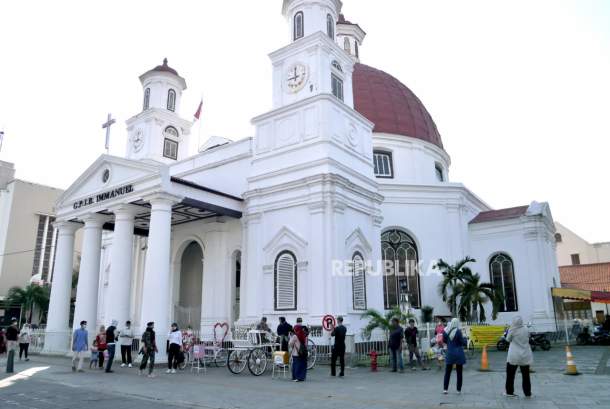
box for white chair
[190,344,206,374]
[272,352,289,379]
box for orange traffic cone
[564,346,580,376]
[478,345,490,372]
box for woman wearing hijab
[505,316,533,398]
[442,318,466,394]
[289,317,308,382]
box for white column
[106,205,138,326]
[140,194,179,361]
[44,221,80,353]
[72,214,105,334]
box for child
[89,339,99,369]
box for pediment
[345,227,373,254]
[263,226,308,260]
[58,155,162,206]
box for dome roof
[353,63,443,150]
[146,58,179,76]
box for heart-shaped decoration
[213,322,229,345]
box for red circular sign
[322,315,336,331]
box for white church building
[44,0,560,353]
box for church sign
[73,184,134,209]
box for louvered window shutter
[352,253,367,310]
[275,252,297,310]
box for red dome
[353,63,443,150]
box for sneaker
[138,370,143,376]
[171,369,176,374]
[147,373,156,378]
[443,390,448,395]
[25,358,30,362]
[121,364,126,368]
[524,395,532,399]
[503,393,518,398]
[166,369,172,374]
[128,364,132,368]
[339,373,344,377]
[457,391,461,395]
[72,365,76,372]
[77,369,85,373]
[105,370,114,373]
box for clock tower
[125,59,192,164]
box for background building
[0,160,81,326]
[554,221,610,322]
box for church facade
[44,0,560,353]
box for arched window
[435,164,444,182]
[489,253,518,312]
[143,88,150,110]
[163,126,179,160]
[167,89,176,112]
[274,251,297,310]
[293,11,304,40]
[327,14,334,39]
[352,252,367,310]
[355,41,359,58]
[343,37,351,54]
[554,233,562,243]
[381,230,420,309]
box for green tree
[6,284,50,324]
[455,273,502,322]
[360,306,413,340]
[435,257,476,315]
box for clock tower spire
[125,58,192,163]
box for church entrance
[175,241,203,331]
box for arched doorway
[231,250,241,323]
[176,241,203,331]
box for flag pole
[197,93,203,152]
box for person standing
[6,318,19,371]
[119,320,134,368]
[290,317,308,382]
[139,322,158,378]
[442,318,466,395]
[95,326,107,369]
[89,339,99,369]
[504,316,533,398]
[276,317,292,351]
[405,319,428,370]
[0,328,6,355]
[71,321,89,372]
[330,316,347,377]
[167,323,182,374]
[388,317,404,373]
[105,320,118,373]
[18,323,32,361]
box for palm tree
[435,257,476,315]
[455,273,503,322]
[360,306,413,340]
[6,284,50,324]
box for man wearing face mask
[72,321,89,372]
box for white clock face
[286,63,308,93]
[132,129,144,152]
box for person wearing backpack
[289,317,308,382]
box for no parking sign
[322,314,336,332]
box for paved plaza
[1,347,610,409]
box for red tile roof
[469,205,529,224]
[353,63,444,150]
[559,263,610,292]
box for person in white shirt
[119,320,134,368]
[167,323,182,374]
[19,323,32,361]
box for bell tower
[125,58,192,164]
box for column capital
[108,203,142,220]
[81,213,108,229]
[143,192,182,209]
[52,220,81,235]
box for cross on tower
[102,113,116,153]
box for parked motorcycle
[529,332,551,351]
[577,326,610,346]
[496,328,509,351]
